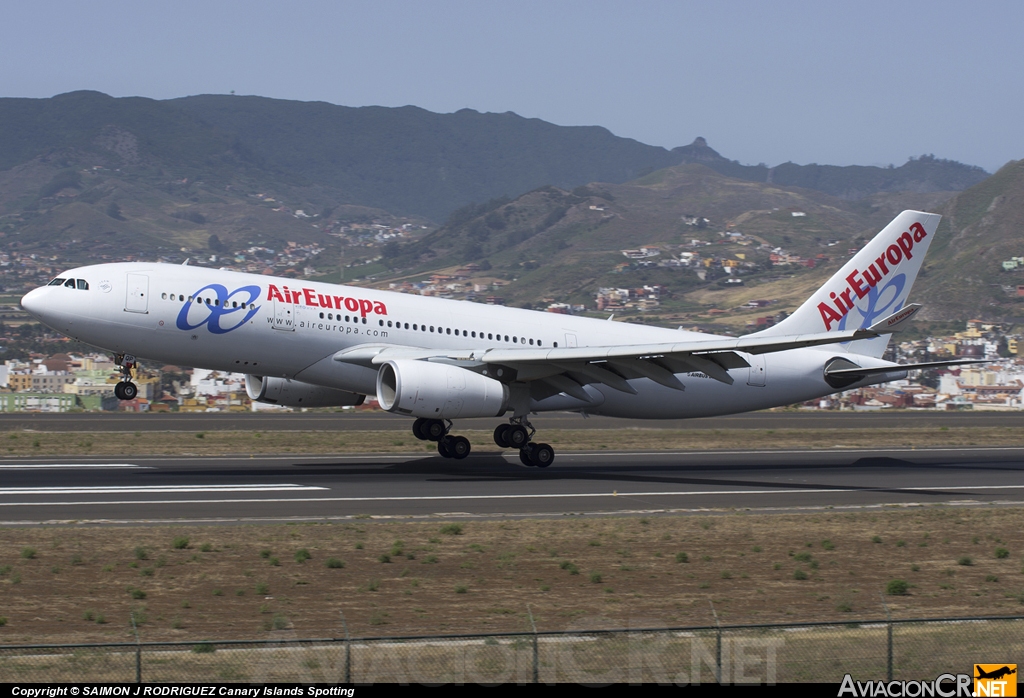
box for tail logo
[818,222,927,331]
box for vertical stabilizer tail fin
[750,210,941,358]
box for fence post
[130,612,141,684]
[340,612,351,684]
[527,604,538,684]
[880,594,893,682]
[710,601,722,685]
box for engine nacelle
[245,375,365,408]
[376,360,509,419]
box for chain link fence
[1,615,1021,684]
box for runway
[1,410,1022,432]
[2,446,1024,524]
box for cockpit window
[76,279,89,290]
[64,279,76,288]
[48,278,66,286]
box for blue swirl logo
[175,284,261,334]
[838,273,905,333]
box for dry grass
[0,426,1022,456]
[1,508,1023,645]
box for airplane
[20,210,983,468]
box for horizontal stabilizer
[867,304,921,333]
[825,358,989,377]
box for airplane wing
[333,307,919,400]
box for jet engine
[245,374,365,408]
[376,360,509,419]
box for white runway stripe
[0,464,146,469]
[0,483,1022,506]
[0,484,327,495]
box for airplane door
[124,273,149,314]
[565,333,578,348]
[747,354,767,387]
[272,297,294,331]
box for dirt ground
[1,507,1022,645]
[0,425,1022,456]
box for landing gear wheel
[437,438,453,458]
[425,419,446,441]
[519,447,535,467]
[412,418,429,441]
[120,382,138,400]
[450,436,471,459]
[530,443,554,468]
[114,382,125,400]
[507,425,529,448]
[493,424,511,448]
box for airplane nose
[20,287,47,319]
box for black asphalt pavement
[2,446,1024,524]
[0,410,1021,432]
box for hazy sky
[2,1,1021,173]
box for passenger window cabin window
[446,328,451,335]
[529,339,534,345]
[488,333,493,340]
[554,342,558,347]
[379,319,384,326]
[362,317,366,324]
[513,336,517,343]
[162,293,167,300]
[320,312,325,319]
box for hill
[913,159,1024,321]
[0,92,990,222]
[375,163,966,328]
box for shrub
[872,536,882,544]
[200,543,213,553]
[268,557,280,567]
[260,549,271,559]
[720,570,732,579]
[886,579,909,596]
[675,552,689,563]
[0,617,7,627]
[192,643,216,654]
[440,524,463,535]
[822,540,835,551]
[212,589,223,596]
[326,558,344,569]
[836,601,852,613]
[589,572,603,584]
[454,585,468,594]
[294,549,311,563]
[995,547,1010,559]
[134,547,148,560]
[793,552,812,563]
[422,555,438,564]
[172,537,189,550]
[793,569,808,580]
[378,554,391,564]
[255,583,268,595]
[957,556,973,566]
[128,588,146,599]
[21,547,36,560]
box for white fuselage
[21,262,893,419]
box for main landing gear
[412,418,472,460]
[493,417,554,468]
[113,353,139,401]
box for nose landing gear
[494,417,555,468]
[113,354,139,401]
[412,418,472,460]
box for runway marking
[0,484,327,495]
[3,483,1024,507]
[0,464,147,470]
